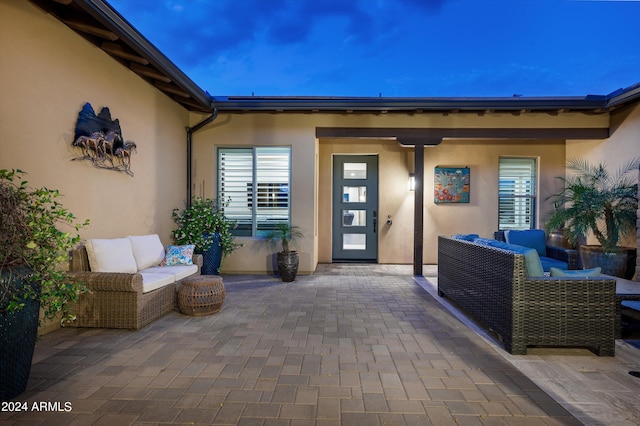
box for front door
[332,155,378,262]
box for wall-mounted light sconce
[409,173,416,191]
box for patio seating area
[1,264,639,425]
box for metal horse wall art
[71,103,137,176]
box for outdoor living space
[2,265,640,425]
[2,2,640,424]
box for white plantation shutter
[255,147,290,232]
[219,148,253,236]
[218,147,291,236]
[498,158,537,230]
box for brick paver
[1,264,634,425]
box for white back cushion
[85,238,137,273]
[128,234,165,270]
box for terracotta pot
[579,245,637,279]
[277,251,299,282]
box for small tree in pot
[172,197,241,274]
[545,158,638,278]
[1,169,89,401]
[264,223,304,282]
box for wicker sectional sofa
[438,236,617,356]
[67,235,202,330]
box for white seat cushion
[85,238,137,273]
[128,234,165,270]
[139,273,175,293]
[141,265,199,282]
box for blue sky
[107,0,640,98]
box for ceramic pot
[277,251,299,282]
[201,232,222,275]
[580,245,637,279]
[546,230,574,249]
[1,266,40,402]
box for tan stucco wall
[319,139,567,264]
[0,1,190,247]
[191,111,603,271]
[190,114,319,274]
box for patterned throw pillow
[161,245,195,266]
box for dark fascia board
[606,82,640,107]
[73,0,212,111]
[211,95,611,113]
[211,82,640,114]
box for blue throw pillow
[505,230,547,257]
[473,238,545,277]
[549,267,601,277]
[452,233,479,241]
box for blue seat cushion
[540,256,568,272]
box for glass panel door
[332,155,378,261]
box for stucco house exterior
[1,0,638,279]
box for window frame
[217,146,292,237]
[498,157,538,231]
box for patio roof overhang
[211,95,614,115]
[28,0,213,113]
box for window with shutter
[218,147,291,236]
[498,157,537,230]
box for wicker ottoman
[178,275,225,316]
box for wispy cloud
[108,0,639,96]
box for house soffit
[28,0,213,113]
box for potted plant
[264,223,304,282]
[1,169,89,401]
[172,197,241,274]
[545,158,638,278]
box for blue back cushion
[473,238,545,277]
[505,230,547,257]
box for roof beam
[63,19,118,40]
[316,127,610,141]
[154,81,190,98]
[101,41,148,65]
[129,63,171,83]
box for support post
[413,142,425,276]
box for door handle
[373,210,377,233]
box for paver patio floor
[1,264,638,425]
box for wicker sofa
[67,235,202,330]
[438,236,616,356]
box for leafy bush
[1,169,89,324]
[171,196,241,257]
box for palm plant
[263,223,304,282]
[545,158,638,253]
[265,223,304,253]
